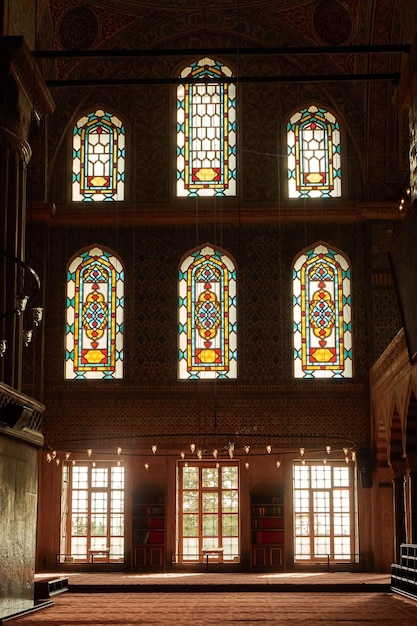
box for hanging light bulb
[23,329,33,347]
[300,447,305,457]
[87,448,92,457]
[51,450,57,460]
[72,460,76,466]
[144,463,149,470]
[345,456,349,464]
[245,462,249,469]
[326,445,331,455]
[46,453,52,463]
[180,451,185,459]
[32,307,43,326]
[190,443,196,453]
[343,447,348,456]
[276,460,281,469]
[351,451,356,463]
[56,458,60,466]
[197,449,203,460]
[323,458,327,465]
[16,293,29,315]
[0,339,7,357]
[117,460,121,467]
[228,448,234,459]
[116,447,122,455]
[212,449,218,459]
[92,461,96,467]
[65,452,71,460]
[266,445,272,454]
[152,445,157,454]
[301,458,306,466]
[244,445,250,454]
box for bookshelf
[251,494,284,570]
[131,496,165,570]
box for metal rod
[33,44,411,59]
[46,72,400,88]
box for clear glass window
[177,462,239,562]
[293,462,355,563]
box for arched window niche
[287,104,341,199]
[178,243,237,380]
[72,108,126,201]
[293,242,352,379]
[176,58,237,197]
[65,245,124,380]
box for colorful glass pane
[287,105,341,199]
[293,243,352,379]
[72,109,125,201]
[176,58,236,197]
[65,246,124,379]
[178,244,237,379]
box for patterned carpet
[4,573,416,625]
[7,590,417,625]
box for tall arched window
[293,242,352,379]
[65,246,124,379]
[287,105,341,199]
[176,58,236,197]
[178,244,237,380]
[72,109,125,201]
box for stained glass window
[293,243,352,379]
[65,246,124,379]
[176,58,236,197]
[72,109,125,201]
[287,105,341,199]
[178,244,237,380]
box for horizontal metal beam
[34,44,411,59]
[46,73,400,88]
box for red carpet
[7,590,417,625]
[3,573,416,625]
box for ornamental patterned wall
[24,218,403,452]
[38,0,407,206]
[24,0,407,458]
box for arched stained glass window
[65,246,124,379]
[287,105,341,199]
[72,109,125,201]
[178,244,237,380]
[293,243,352,379]
[176,58,236,197]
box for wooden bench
[88,548,110,564]
[202,547,224,569]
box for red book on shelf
[257,530,284,544]
[148,530,164,544]
[258,517,284,529]
[147,517,164,529]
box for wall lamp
[0,249,43,356]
